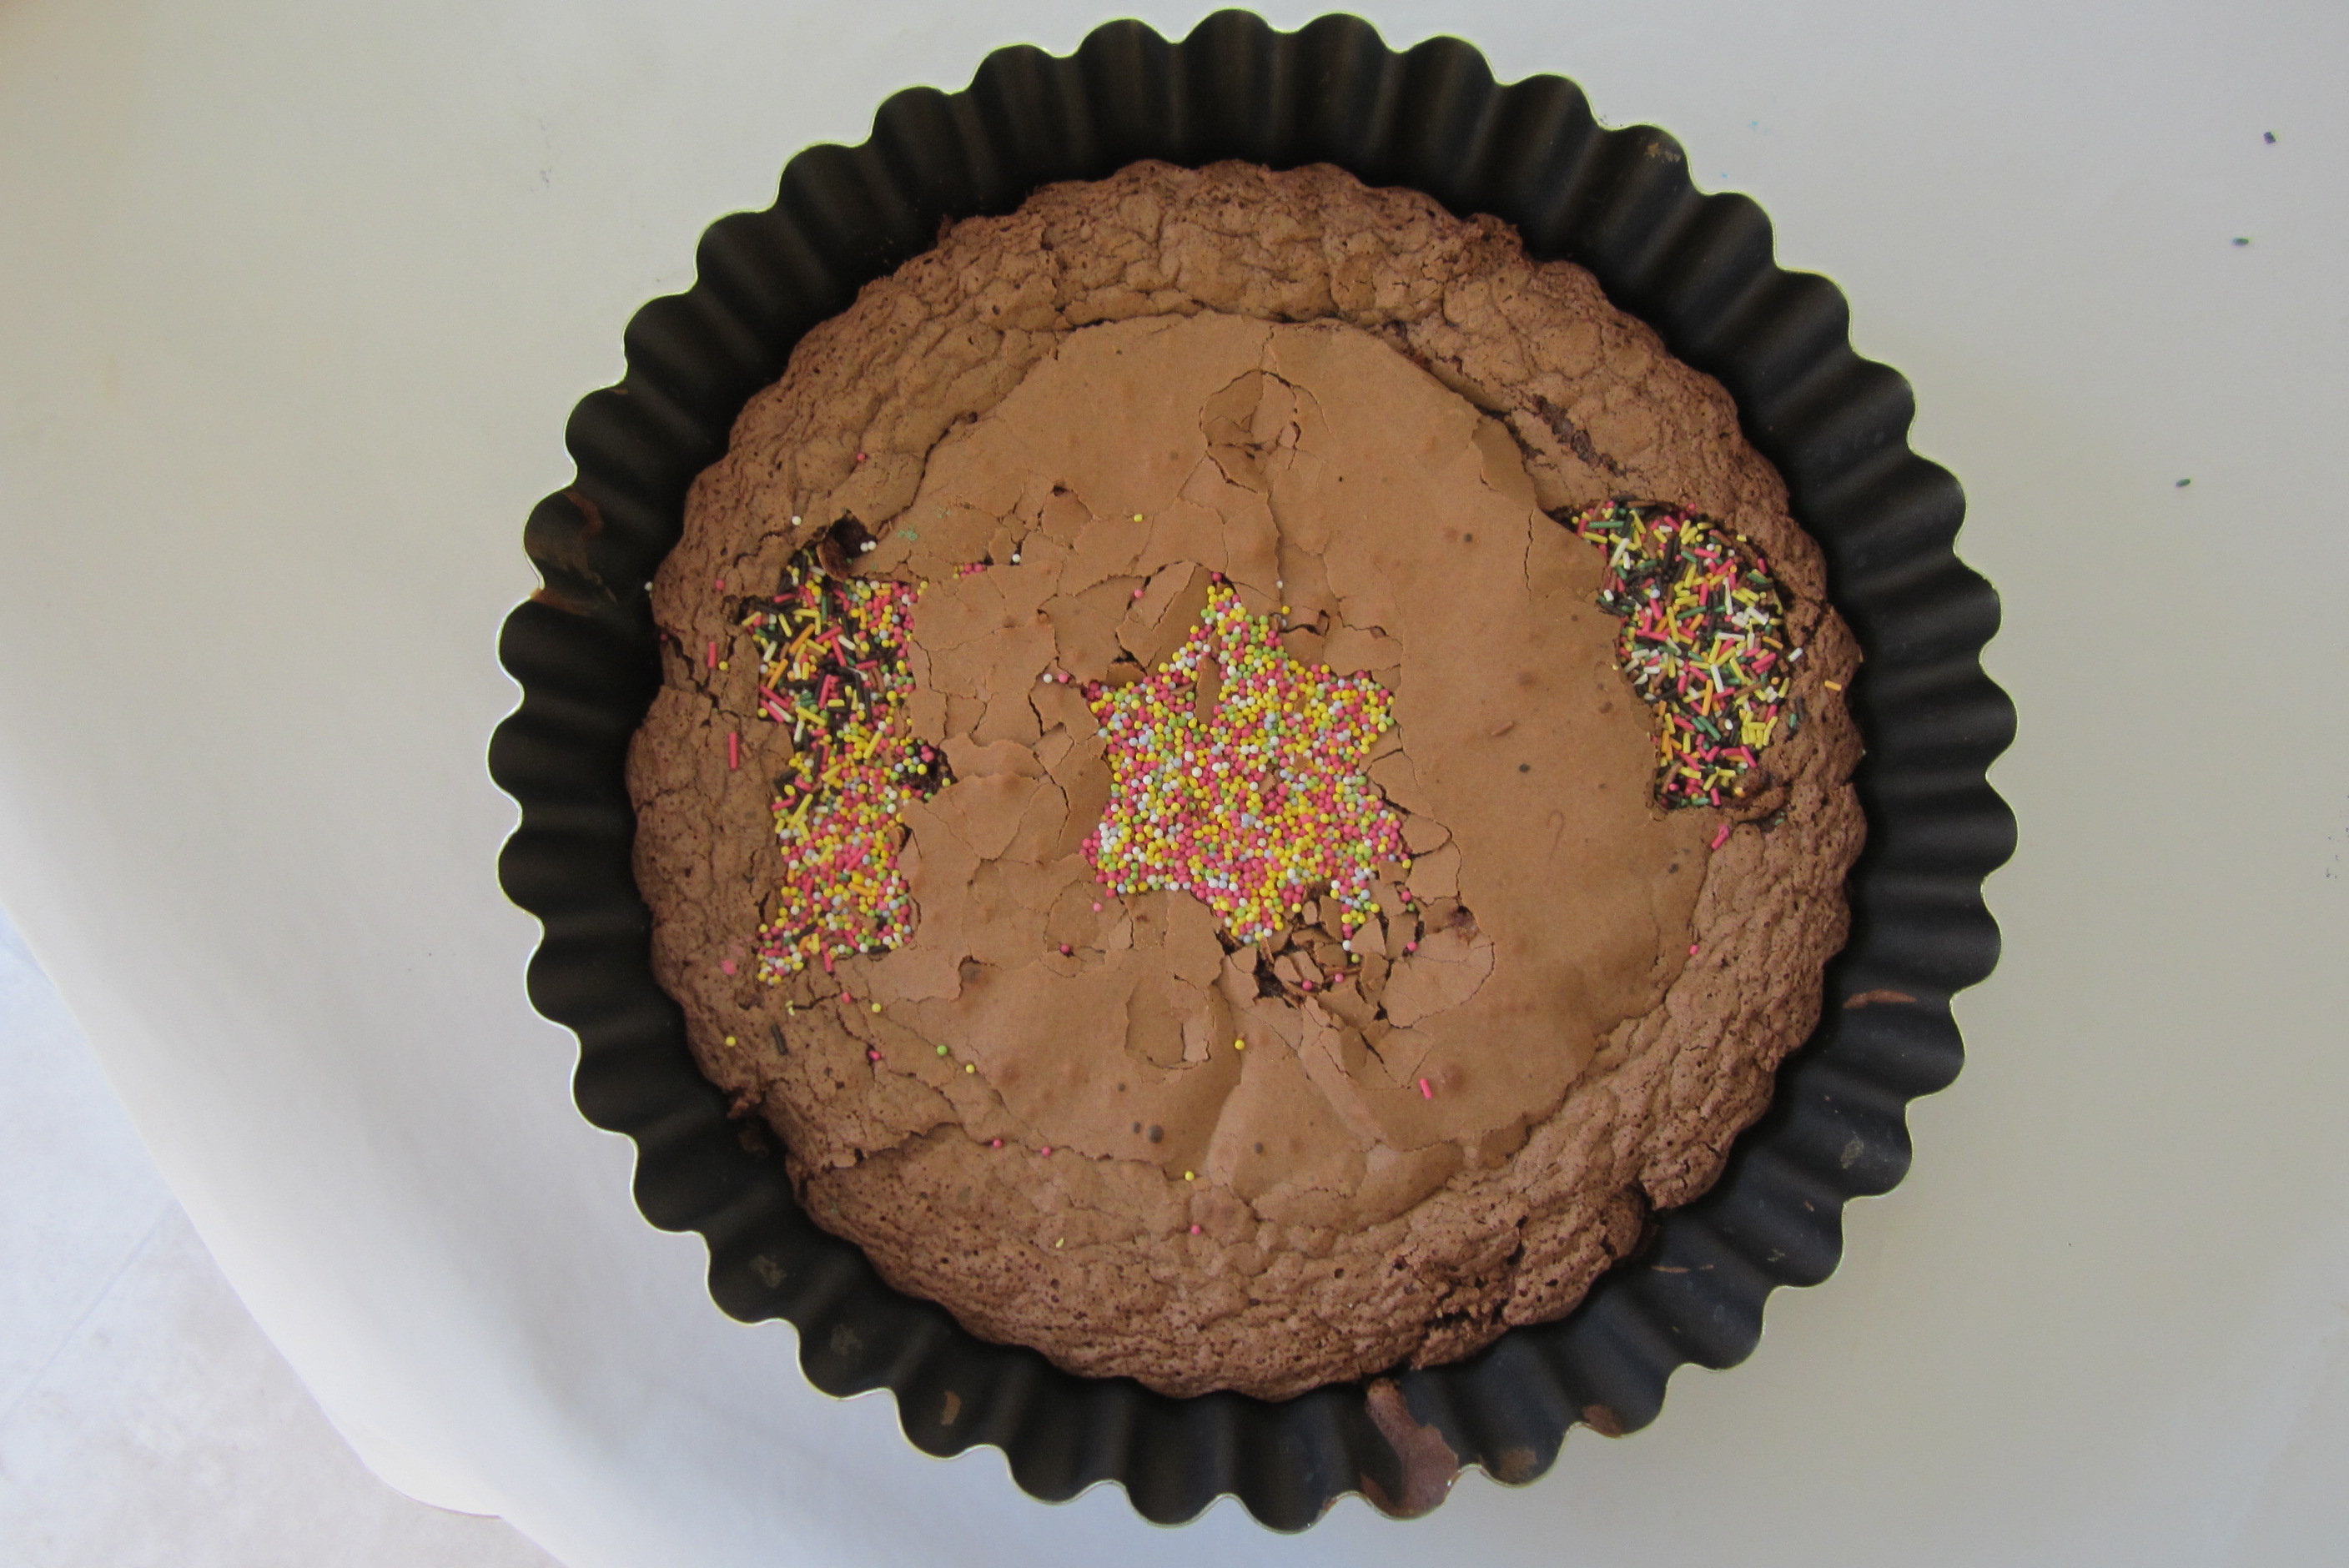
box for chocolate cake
[626,160,1863,1400]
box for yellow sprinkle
[1233,1038,1245,1051]
[1824,679,1843,691]
[965,1063,975,1073]
[723,1035,737,1046]
[1055,1238,1064,1248]
[1184,1170,1195,1181]
[870,1002,883,1013]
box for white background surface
[0,908,562,1566]
[2,2,2345,1564]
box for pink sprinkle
[1189,1224,1202,1235]
[706,640,718,669]
[1058,671,1073,684]
[721,959,737,975]
[1300,979,1315,992]
[727,731,740,771]
[1091,902,1103,912]
[1040,1146,1053,1157]
[868,1048,881,1062]
[990,1138,1003,1148]
[1709,822,1733,850]
[1688,942,1701,957]
[1058,942,1073,956]
[1418,1077,1434,1100]
[1132,586,1146,600]
[854,450,868,463]
[1404,941,1418,953]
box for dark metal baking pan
[489,8,2013,1529]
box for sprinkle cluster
[741,554,950,979]
[1083,583,1408,945]
[1564,501,1793,807]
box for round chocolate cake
[627,161,1863,1399]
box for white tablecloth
[4,2,2345,1562]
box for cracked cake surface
[626,160,1864,1399]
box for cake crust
[627,161,1864,1399]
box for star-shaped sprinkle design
[1084,583,1409,944]
[1562,501,1794,808]
[740,554,952,981]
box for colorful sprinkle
[1562,501,1795,809]
[1081,584,1407,946]
[739,549,953,980]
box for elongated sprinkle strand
[1564,501,1793,808]
[741,553,950,979]
[1083,583,1407,945]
